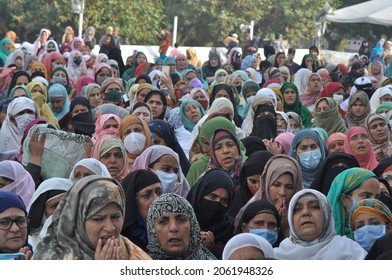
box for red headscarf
[319,82,346,117]
[344,126,378,170]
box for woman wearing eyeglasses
[0,192,32,259]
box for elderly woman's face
[213,137,239,171]
[85,202,123,249]
[73,166,95,182]
[154,213,191,256]
[209,57,218,67]
[293,197,323,241]
[308,75,322,93]
[89,87,102,108]
[184,102,202,124]
[0,207,28,253]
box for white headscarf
[0,97,39,160]
[274,189,367,260]
[222,233,276,260]
[294,68,312,95]
[69,158,111,181]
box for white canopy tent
[325,0,392,26]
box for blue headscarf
[289,129,327,188]
[47,84,71,120]
[240,55,256,70]
[0,192,27,214]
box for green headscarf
[187,116,246,187]
[375,103,392,113]
[312,97,348,136]
[50,66,73,96]
[179,99,206,132]
[327,167,377,238]
[8,85,32,99]
[0,38,12,65]
[280,82,312,127]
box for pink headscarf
[274,132,295,154]
[326,132,346,151]
[0,160,35,207]
[131,145,190,197]
[92,62,112,80]
[343,126,378,170]
[71,37,85,51]
[300,73,322,108]
[90,135,129,182]
[42,52,65,77]
[75,76,95,97]
[91,113,121,143]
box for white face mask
[155,170,177,193]
[123,132,146,155]
[333,94,344,105]
[382,101,392,106]
[15,114,35,133]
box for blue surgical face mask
[346,195,360,213]
[155,170,177,193]
[249,228,278,245]
[354,225,386,251]
[298,149,321,169]
[73,58,82,66]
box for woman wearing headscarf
[65,97,95,137]
[233,200,281,247]
[228,151,274,218]
[83,26,96,50]
[312,97,347,136]
[0,192,32,259]
[365,232,392,259]
[179,98,206,135]
[27,178,73,250]
[122,52,147,81]
[42,52,65,79]
[148,119,190,176]
[0,160,35,207]
[69,158,111,182]
[91,113,121,143]
[344,126,379,170]
[132,145,190,197]
[274,189,367,259]
[26,81,59,128]
[300,54,318,72]
[327,167,380,238]
[66,50,87,86]
[249,101,278,141]
[235,154,304,239]
[147,193,216,260]
[0,38,12,66]
[47,84,71,122]
[4,49,25,70]
[49,66,75,98]
[222,232,276,260]
[293,68,312,97]
[238,79,260,119]
[310,152,360,195]
[118,114,151,161]
[0,97,39,161]
[91,135,129,183]
[208,129,244,188]
[202,52,222,84]
[286,112,304,132]
[319,82,345,112]
[186,115,239,187]
[7,71,32,96]
[369,87,392,113]
[8,85,32,99]
[33,175,151,260]
[121,169,163,251]
[189,87,209,111]
[299,73,323,113]
[288,129,327,189]
[346,90,371,128]
[280,82,312,127]
[364,113,392,161]
[80,83,102,109]
[350,199,392,252]
[187,169,234,258]
[209,84,243,127]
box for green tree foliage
[0,0,390,50]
